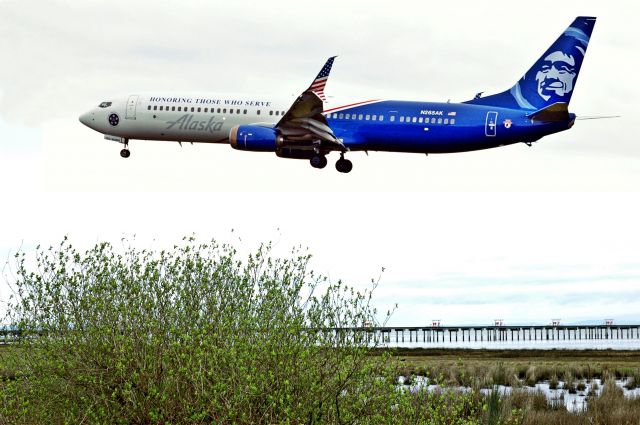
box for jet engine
[229,125,282,152]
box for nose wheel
[119,139,131,158]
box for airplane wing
[275,57,346,152]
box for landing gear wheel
[335,158,353,173]
[120,148,131,158]
[310,154,327,169]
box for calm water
[401,377,640,412]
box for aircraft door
[485,111,498,137]
[125,95,139,120]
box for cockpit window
[99,102,112,108]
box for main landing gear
[335,154,352,174]
[310,153,353,173]
[310,154,327,169]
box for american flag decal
[308,56,336,101]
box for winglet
[307,56,337,101]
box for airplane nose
[79,111,94,127]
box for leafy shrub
[2,237,400,424]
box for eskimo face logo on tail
[507,21,592,110]
[535,51,577,101]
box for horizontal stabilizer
[527,102,569,122]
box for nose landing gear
[119,139,131,158]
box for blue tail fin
[465,17,596,110]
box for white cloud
[1,0,640,325]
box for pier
[3,324,640,347]
[341,324,640,346]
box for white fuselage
[79,93,294,144]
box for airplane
[80,16,599,173]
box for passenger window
[147,105,151,110]
[243,109,247,114]
[345,113,350,119]
[159,106,163,111]
[223,108,227,113]
[257,110,261,115]
[418,117,423,123]
[365,115,370,120]
[358,114,363,120]
[275,111,280,116]
[237,109,241,114]
[338,113,344,119]
[450,119,455,125]
[269,111,273,115]
[400,117,405,122]
[191,107,195,112]
[230,109,234,114]
[412,117,417,123]
[379,115,383,121]
[371,115,377,121]
[217,108,221,113]
[153,106,157,110]
[431,118,436,124]
[197,107,201,113]
[406,116,411,122]
[437,118,443,124]
[444,118,449,124]
[172,106,176,111]
[390,116,395,122]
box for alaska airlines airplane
[79,17,597,173]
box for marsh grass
[576,380,587,392]
[393,348,640,389]
[387,348,640,424]
[562,372,577,394]
[624,370,640,390]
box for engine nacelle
[229,125,281,152]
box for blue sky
[1,0,639,326]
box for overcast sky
[1,0,639,326]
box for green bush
[2,237,403,424]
